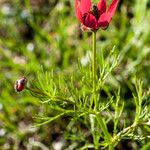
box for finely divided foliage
[15,0,149,149]
[1,0,149,149]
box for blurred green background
[0,0,150,149]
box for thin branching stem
[112,120,150,145]
[25,86,75,104]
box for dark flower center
[90,5,100,21]
[82,5,100,26]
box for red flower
[14,77,27,92]
[75,0,119,31]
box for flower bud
[14,77,27,92]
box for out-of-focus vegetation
[0,0,150,149]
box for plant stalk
[91,31,113,149]
[92,31,97,110]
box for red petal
[98,12,111,28]
[80,0,91,14]
[83,13,97,29]
[107,0,119,18]
[98,0,119,29]
[75,0,83,22]
[97,0,107,15]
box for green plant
[0,0,150,149]
[21,26,149,150]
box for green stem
[91,31,99,149]
[97,114,111,141]
[91,32,113,149]
[97,114,113,150]
[25,86,75,104]
[92,31,97,110]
